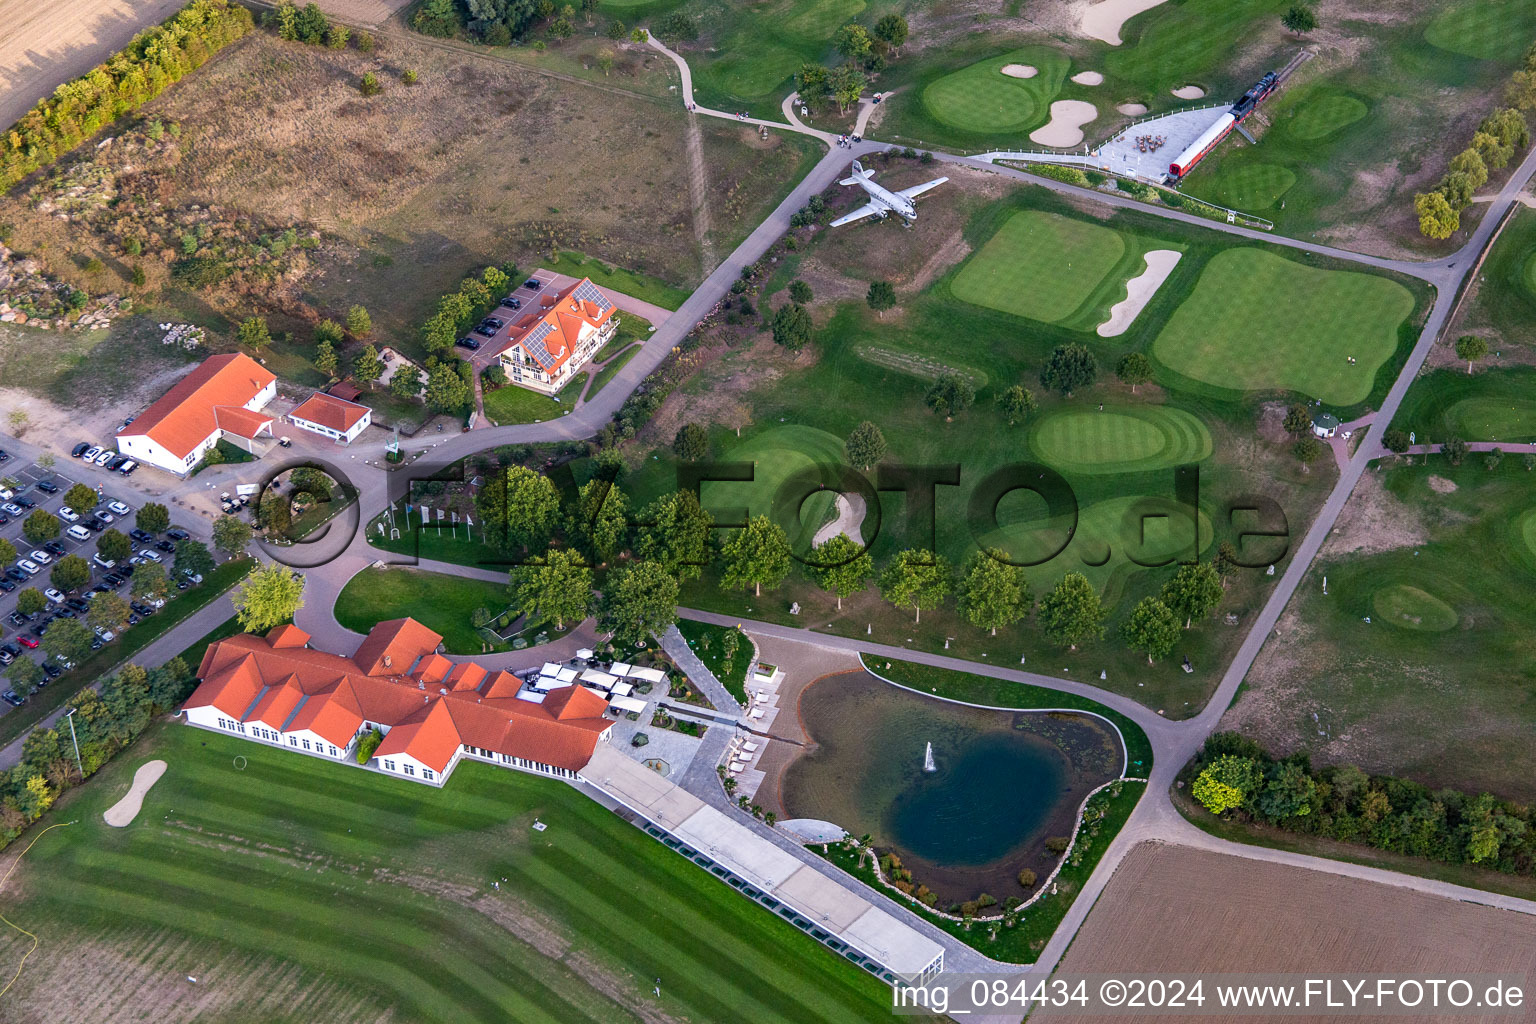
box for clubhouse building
[491,277,618,394]
[181,619,614,784]
[116,352,277,475]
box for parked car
[92,510,114,524]
[154,540,176,553]
[28,550,51,566]
[65,525,90,542]
[181,570,204,585]
[17,636,37,649]
[1,503,23,517]
[70,443,90,458]
[43,589,64,605]
[35,480,58,494]
[118,460,138,476]
[107,500,130,516]
[175,578,190,591]
[0,487,14,501]
[16,559,40,576]
[65,598,89,613]
[0,580,13,594]
[103,573,125,588]
[82,446,103,462]
[0,449,11,461]
[456,335,482,349]
[165,529,190,541]
[13,497,34,509]
[524,277,543,290]
[2,568,25,583]
[42,541,64,557]
[1,690,23,707]
[6,612,27,627]
[92,554,116,570]
[84,518,106,533]
[40,663,60,680]
[277,437,292,448]
[93,451,115,467]
[54,608,75,619]
[129,528,154,544]
[92,626,115,642]
[57,506,80,523]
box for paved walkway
[660,625,743,715]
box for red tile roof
[290,392,370,434]
[117,353,276,458]
[186,618,613,774]
[496,278,616,375]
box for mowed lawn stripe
[510,809,888,1015]
[7,726,897,1022]
[951,210,1127,324]
[62,846,619,1024]
[1030,405,1212,474]
[1152,248,1414,405]
[922,47,1069,134]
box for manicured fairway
[702,45,805,101]
[779,0,866,41]
[336,566,508,652]
[951,210,1126,323]
[1519,508,1536,566]
[0,725,898,1023]
[1152,248,1414,405]
[1207,163,1296,210]
[1425,0,1536,62]
[921,47,1069,133]
[1103,0,1290,96]
[701,424,846,543]
[1285,91,1368,141]
[1393,367,1536,442]
[1373,583,1458,631]
[1029,405,1212,475]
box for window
[383,759,396,771]
[423,770,433,781]
[329,745,337,756]
[404,764,415,776]
[217,717,227,729]
[302,739,311,750]
[289,737,298,746]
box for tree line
[795,16,910,114]
[0,0,253,193]
[1190,731,1536,877]
[0,659,196,851]
[1414,46,1536,239]
[483,442,1235,659]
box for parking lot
[0,446,197,717]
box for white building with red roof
[182,618,614,785]
[494,278,619,394]
[115,352,277,475]
[287,391,372,444]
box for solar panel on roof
[521,322,557,369]
[571,280,613,313]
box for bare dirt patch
[1428,474,1459,493]
[1319,468,1428,557]
[1037,842,1536,1023]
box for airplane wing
[896,177,949,200]
[831,202,885,227]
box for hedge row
[0,0,253,193]
[1189,732,1536,877]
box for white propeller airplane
[830,160,949,228]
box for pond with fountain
[780,671,1122,907]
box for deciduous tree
[806,534,873,609]
[1413,190,1459,239]
[22,510,59,543]
[673,423,709,462]
[834,24,871,61]
[1160,561,1223,628]
[866,280,896,318]
[1040,344,1097,396]
[135,503,170,534]
[597,560,677,647]
[231,562,305,632]
[957,550,1031,634]
[97,529,130,563]
[635,490,713,581]
[878,549,951,623]
[64,483,97,516]
[237,315,270,349]
[212,514,252,556]
[1192,754,1263,814]
[568,479,628,562]
[1283,402,1313,437]
[844,421,886,470]
[1122,596,1178,663]
[131,563,169,603]
[509,549,592,629]
[1115,352,1152,392]
[477,464,561,552]
[43,618,92,667]
[1037,572,1104,649]
[925,373,974,420]
[998,385,1036,426]
[16,588,46,616]
[89,592,130,635]
[1444,435,1469,466]
[50,555,90,593]
[1281,4,1316,34]
[873,12,908,50]
[721,515,791,597]
[175,540,215,579]
[1455,334,1488,373]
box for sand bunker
[103,759,167,827]
[1029,100,1098,147]
[1098,250,1182,337]
[1117,102,1149,115]
[1172,85,1206,99]
[1071,71,1104,86]
[1079,0,1171,45]
[1001,64,1038,79]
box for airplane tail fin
[838,160,870,186]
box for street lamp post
[65,706,84,781]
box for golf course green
[1208,163,1297,210]
[1030,405,1212,475]
[1373,583,1458,631]
[1286,91,1369,141]
[1152,248,1414,405]
[951,210,1126,323]
[1425,0,1536,62]
[921,47,1069,134]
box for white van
[66,525,91,542]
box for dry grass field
[0,28,817,396]
[1037,842,1536,1023]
